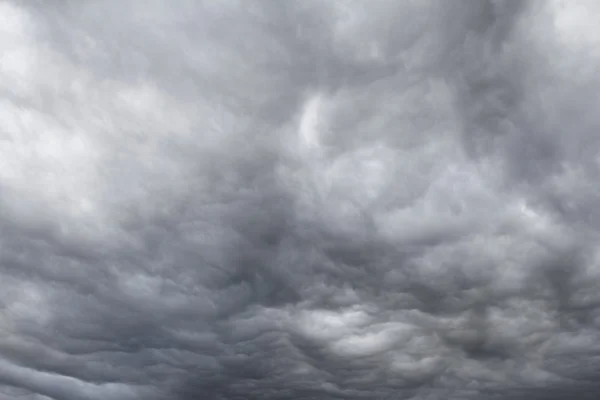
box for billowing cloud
[2,1,600,399]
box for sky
[1,0,600,399]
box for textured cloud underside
[2,1,600,399]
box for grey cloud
[1,0,600,399]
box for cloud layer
[2,1,600,399]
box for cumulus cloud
[1,0,600,399]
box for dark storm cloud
[2,1,600,399]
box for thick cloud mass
[2,1,600,399]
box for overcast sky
[1,1,600,399]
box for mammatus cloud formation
[1,0,600,399]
